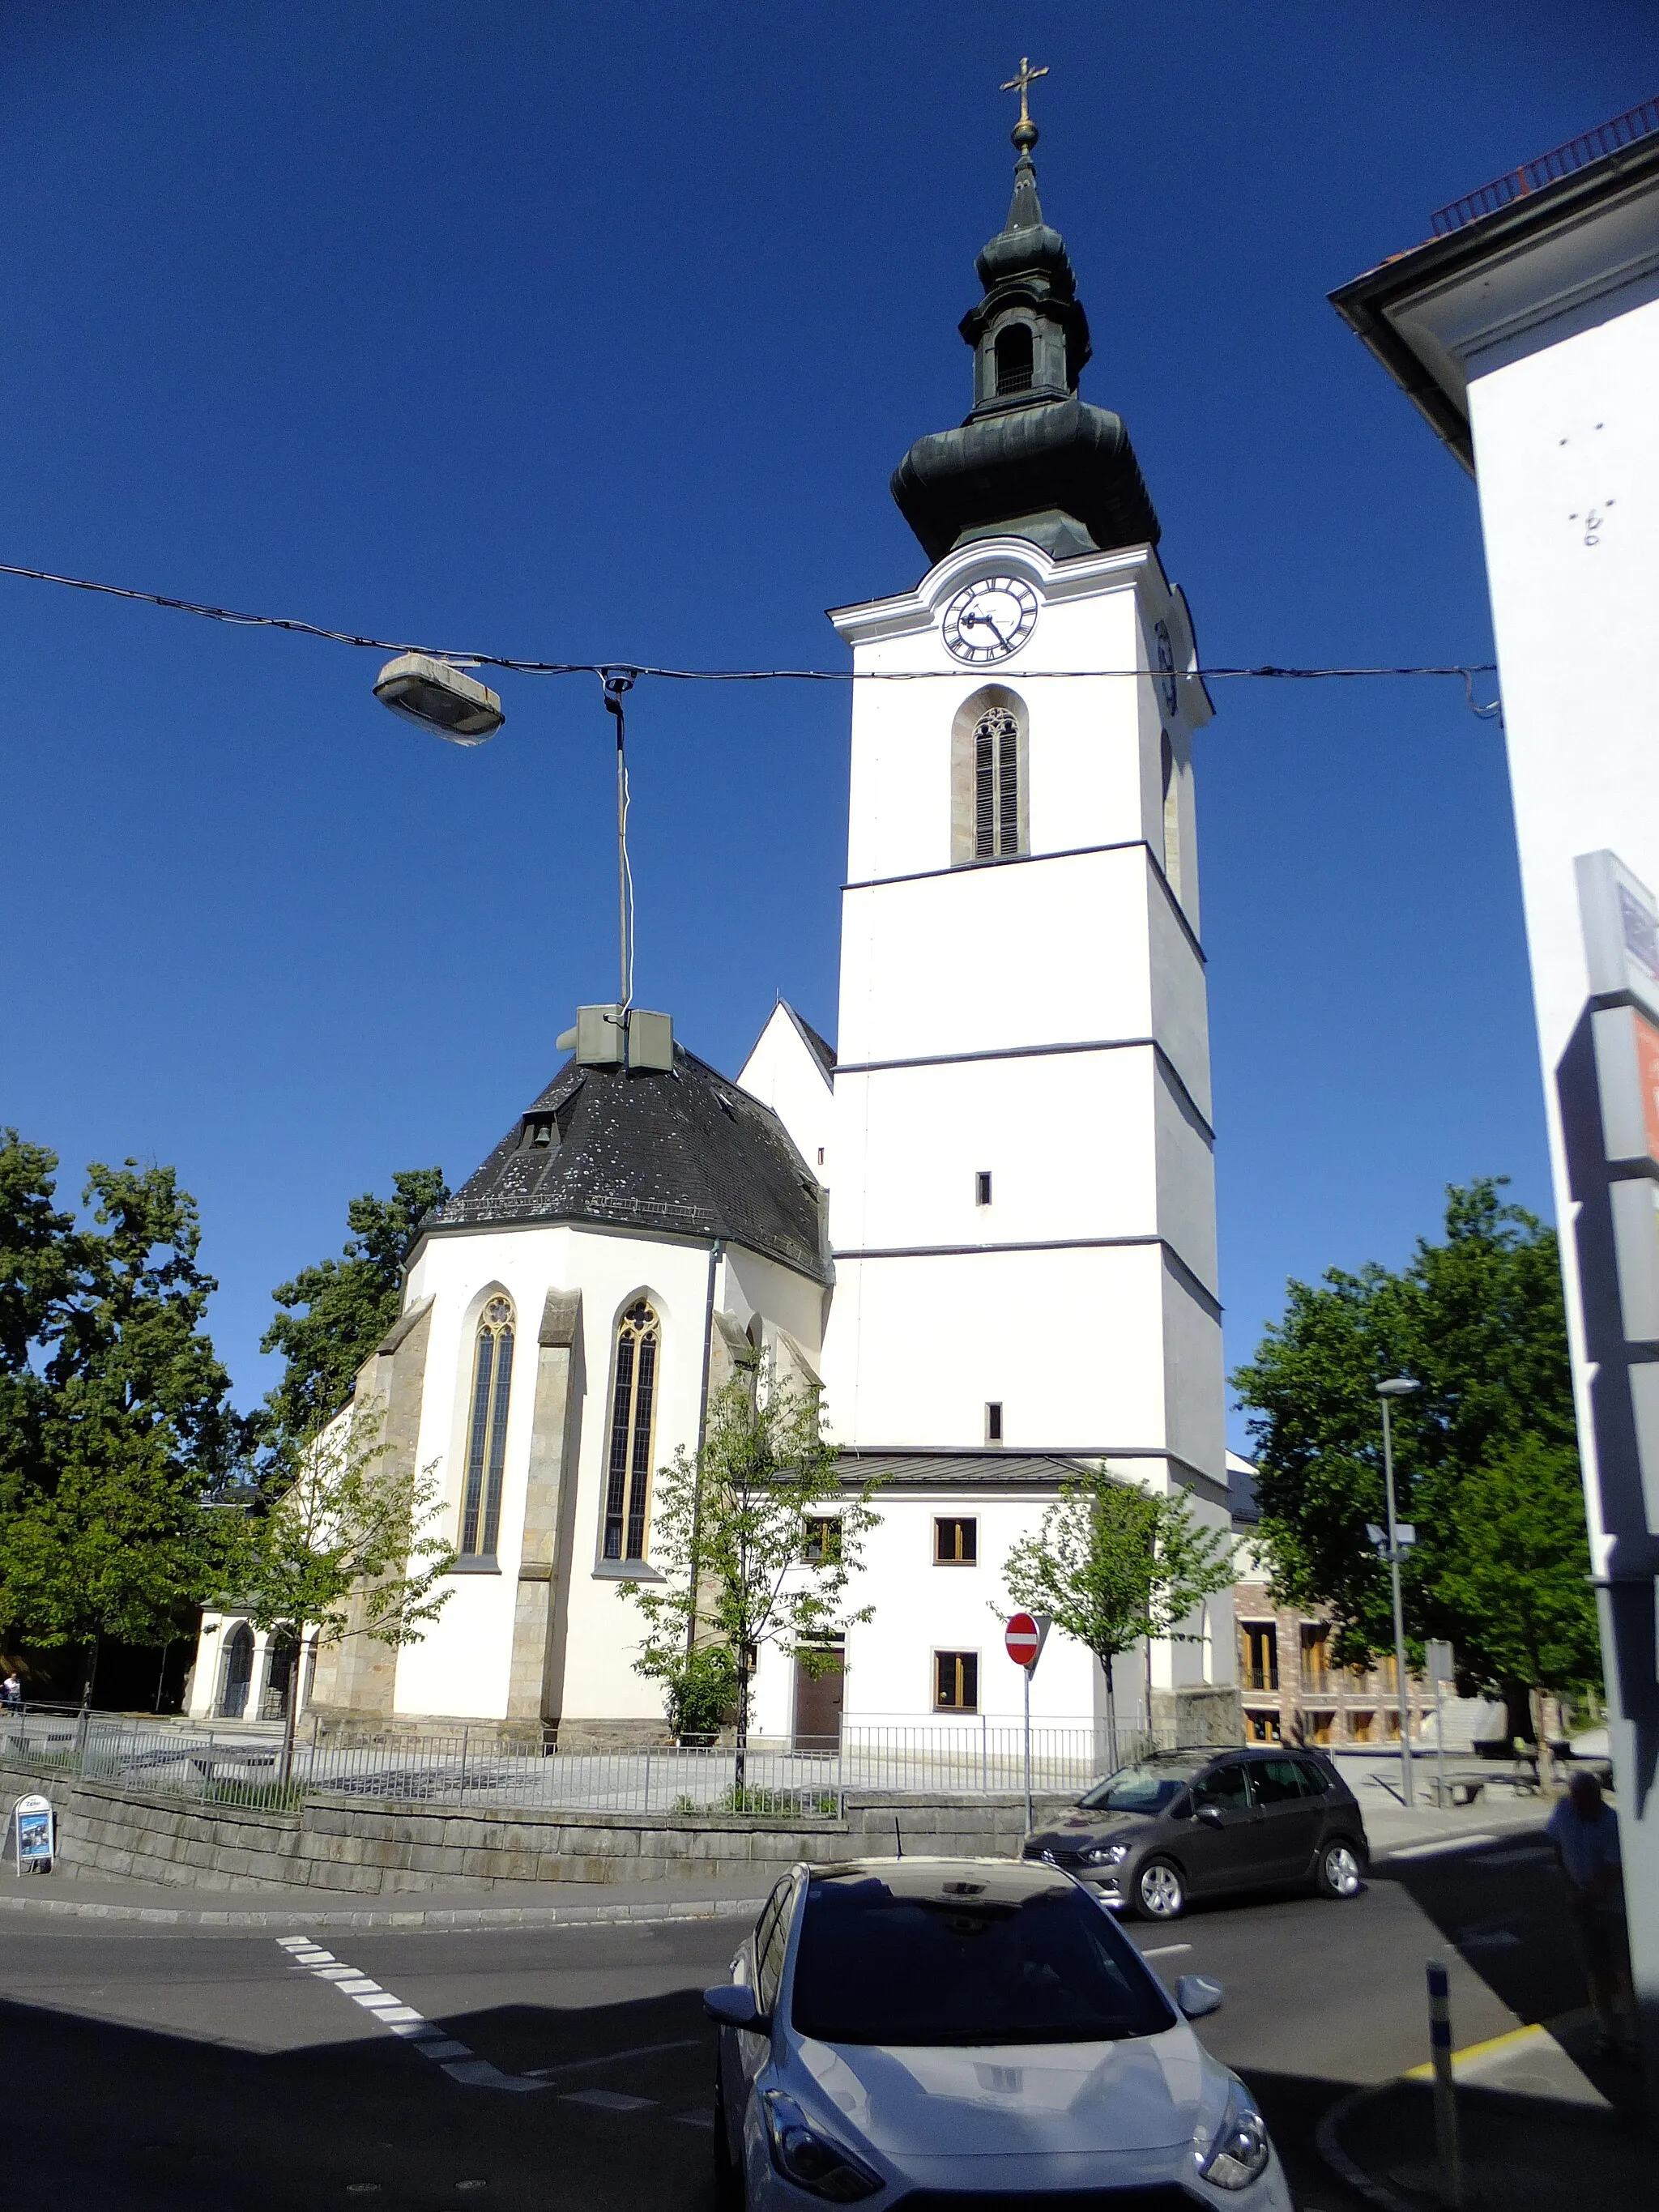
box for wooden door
[793,1647,844,1751]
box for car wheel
[1132,1857,1186,1920]
[712,2064,744,2208]
[1315,1839,1365,1899]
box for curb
[1314,2083,1421,2212]
[0,1889,766,1932]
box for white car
[705,1856,1293,2209]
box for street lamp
[1375,1378,1422,1805]
[373,652,505,743]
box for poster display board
[11,1793,54,1873]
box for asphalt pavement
[0,1822,1636,2212]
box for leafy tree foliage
[260,1168,447,1449]
[233,1400,456,1777]
[1001,1467,1237,1754]
[619,1356,879,1776]
[0,1132,246,1673]
[1230,1178,1598,1719]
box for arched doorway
[219,1623,254,1719]
[259,1631,298,1722]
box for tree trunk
[279,1626,301,1792]
[1102,1653,1120,1772]
[735,1648,751,1794]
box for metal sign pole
[1022,1663,1033,1841]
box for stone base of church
[1149,1685,1244,1749]
[303,1707,680,1754]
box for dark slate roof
[836,1450,1091,1490]
[430,1044,829,1282]
[783,1002,837,1080]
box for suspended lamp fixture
[373,652,505,743]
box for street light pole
[1377,1379,1421,1807]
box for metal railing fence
[1431,96,1659,236]
[1,1704,1154,1817]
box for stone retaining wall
[0,1765,1065,1895]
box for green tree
[0,1140,248,1691]
[260,1168,447,1447]
[1230,1178,1595,1728]
[233,1400,456,1782]
[1001,1466,1238,1758]
[618,1357,880,1782]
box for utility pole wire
[0,559,1499,703]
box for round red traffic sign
[1004,1612,1041,1668]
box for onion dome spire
[890,63,1160,566]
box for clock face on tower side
[941,575,1040,665]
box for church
[190,96,1239,1754]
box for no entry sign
[1004,1613,1047,1669]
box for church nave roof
[430,1041,829,1282]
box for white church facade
[191,113,1239,1752]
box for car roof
[801,1856,1084,1904]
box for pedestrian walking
[0,1671,21,1710]
[1547,1768,1635,2056]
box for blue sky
[2,2,1653,1443]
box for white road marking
[275,1935,544,2091]
[1385,1832,1498,1860]
[525,2038,699,2079]
[1140,1942,1192,1957]
[273,1936,683,2103]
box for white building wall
[822,535,1222,1499]
[737,1004,835,1183]
[390,1220,825,1727]
[1468,291,1659,1593]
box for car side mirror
[1175,1974,1223,2019]
[702,1984,763,2031]
[1194,1804,1224,1827]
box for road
[0,1827,1586,2211]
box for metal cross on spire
[1000,54,1049,143]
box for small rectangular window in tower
[935,1515,977,1565]
[934,1650,979,1711]
[803,1515,842,1564]
[975,1170,992,1206]
[985,1401,1004,1444]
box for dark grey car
[1022,1745,1370,1922]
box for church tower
[821,98,1225,1536]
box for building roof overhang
[1330,133,1659,475]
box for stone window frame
[601,1296,661,1564]
[460,1292,515,1562]
[950,684,1030,867]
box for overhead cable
[0,559,1498,695]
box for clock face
[942,575,1040,665]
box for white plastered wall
[390,1221,825,1726]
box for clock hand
[979,614,1012,649]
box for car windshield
[790,1874,1177,2047]
[1077,1762,1199,1815]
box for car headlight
[1083,1842,1129,1865]
[763,2091,884,2202]
[1196,2078,1271,2190]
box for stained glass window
[604,1299,660,1562]
[461,1294,514,1558]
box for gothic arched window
[603,1300,660,1561]
[995,322,1034,394]
[975,705,1021,859]
[461,1294,514,1558]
